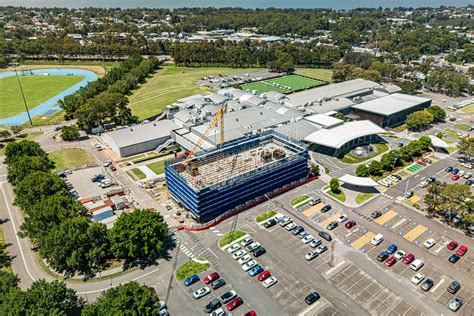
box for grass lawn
[0,75,84,119]
[129,168,146,180]
[290,195,310,206]
[442,137,455,144]
[393,124,407,132]
[453,123,470,131]
[338,143,389,164]
[446,146,458,154]
[294,68,333,82]
[355,193,375,205]
[128,65,263,120]
[24,109,66,127]
[445,130,460,139]
[240,74,326,94]
[49,148,94,171]
[218,230,246,248]
[460,103,474,114]
[256,210,277,223]
[147,159,168,175]
[325,188,346,203]
[175,259,210,281]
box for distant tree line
[60,54,161,131]
[5,140,169,276]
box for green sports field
[239,74,326,94]
[0,75,84,119]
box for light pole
[14,67,33,126]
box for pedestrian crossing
[178,242,194,258]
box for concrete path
[138,165,156,178]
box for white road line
[391,218,407,230]
[430,278,445,293]
[206,248,219,260]
[216,233,224,237]
[1,184,36,282]
[298,300,322,316]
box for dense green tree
[398,80,422,95]
[355,164,369,177]
[0,271,19,303]
[406,110,434,131]
[0,130,11,141]
[457,136,473,157]
[379,151,399,171]
[426,69,469,97]
[368,160,382,176]
[426,105,446,122]
[418,136,432,151]
[0,243,11,269]
[109,209,168,260]
[39,217,109,274]
[14,171,67,211]
[329,178,340,193]
[424,181,447,217]
[61,125,80,141]
[10,126,23,135]
[82,281,160,315]
[4,140,48,165]
[7,155,55,186]
[267,50,295,73]
[309,164,320,177]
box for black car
[305,292,321,305]
[445,166,453,172]
[253,246,266,257]
[321,205,332,213]
[377,251,389,262]
[264,218,277,228]
[421,279,434,291]
[371,211,382,219]
[318,231,332,241]
[427,176,436,183]
[447,281,461,294]
[292,226,304,235]
[465,179,473,186]
[204,298,222,313]
[211,278,226,290]
[449,254,460,263]
[392,174,402,181]
[326,221,338,231]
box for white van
[410,259,424,271]
[370,234,384,246]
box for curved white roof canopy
[339,174,379,187]
[429,135,449,149]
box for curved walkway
[0,68,97,126]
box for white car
[411,273,425,285]
[238,254,251,265]
[305,250,318,261]
[337,215,348,223]
[240,237,252,247]
[246,242,261,252]
[242,260,257,271]
[419,181,429,188]
[378,179,391,188]
[262,276,278,288]
[448,297,463,312]
[458,170,465,177]
[227,243,241,253]
[302,234,314,244]
[285,222,297,231]
[193,287,211,299]
[211,308,226,316]
[389,175,400,183]
[232,250,245,260]
[423,238,436,249]
[315,244,328,254]
[279,217,292,227]
[394,250,406,260]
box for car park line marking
[430,278,445,293]
[391,218,407,230]
[375,210,398,225]
[320,214,341,227]
[303,204,323,217]
[206,248,219,259]
[404,224,427,242]
[298,300,322,316]
[324,260,346,276]
[433,241,449,254]
[351,231,375,249]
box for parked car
[232,250,245,260]
[227,244,241,253]
[321,205,331,213]
[449,254,460,263]
[421,279,434,291]
[448,297,462,312]
[447,281,461,294]
[253,246,266,257]
[242,260,257,271]
[211,279,226,290]
[309,239,322,248]
[305,292,320,305]
[257,270,271,281]
[292,226,304,235]
[370,234,384,246]
[318,231,332,241]
[193,287,211,299]
[226,297,243,311]
[298,231,309,239]
[386,244,397,254]
[404,191,414,198]
[337,215,348,223]
[91,174,105,182]
[445,166,453,172]
[246,242,261,252]
[238,254,251,265]
[394,250,406,260]
[205,298,222,313]
[327,221,338,230]
[427,176,436,183]
[204,272,220,284]
[309,197,321,206]
[463,172,472,179]
[279,217,292,227]
[377,251,389,262]
[417,160,426,166]
[456,245,468,256]
[302,234,314,244]
[220,291,237,304]
[447,241,458,250]
[285,222,297,231]
[345,220,356,229]
[371,211,382,219]
[264,218,277,228]
[305,250,318,261]
[183,274,199,286]
[411,273,425,285]
[385,256,397,267]
[410,259,424,271]
[452,174,461,181]
[419,181,429,188]
[262,276,278,288]
[248,265,264,277]
[423,238,436,249]
[451,168,459,174]
[315,244,328,254]
[240,237,252,247]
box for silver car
[448,296,462,312]
[193,287,211,299]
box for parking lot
[66,166,122,198]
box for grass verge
[218,230,246,248]
[290,195,310,206]
[49,148,94,171]
[453,123,470,131]
[256,210,277,223]
[176,259,210,281]
[445,130,460,139]
[147,159,168,175]
[355,193,375,205]
[325,187,346,202]
[130,168,146,180]
[393,124,407,132]
[460,103,474,114]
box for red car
[203,272,220,284]
[345,220,356,229]
[456,245,468,256]
[403,253,415,264]
[417,160,426,166]
[244,311,257,316]
[257,270,271,281]
[226,297,243,311]
[385,256,397,267]
[452,174,460,181]
[110,164,116,171]
[447,241,458,250]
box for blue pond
[0,68,98,126]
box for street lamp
[13,65,33,126]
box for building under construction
[165,131,309,222]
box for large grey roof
[104,120,178,148]
[274,120,320,141]
[304,114,343,128]
[286,79,382,108]
[208,93,228,104]
[351,93,432,116]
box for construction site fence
[176,175,319,231]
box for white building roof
[339,174,379,187]
[103,120,178,149]
[351,93,431,116]
[304,114,343,128]
[304,120,385,149]
[429,135,450,148]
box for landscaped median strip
[175,258,211,281]
[256,210,278,223]
[219,231,250,251]
[291,195,313,208]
